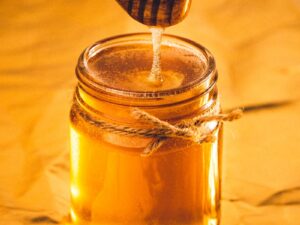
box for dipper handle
[116,0,192,27]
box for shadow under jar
[70,33,222,225]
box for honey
[70,33,222,225]
[148,27,164,86]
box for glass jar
[70,33,222,225]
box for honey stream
[148,27,164,86]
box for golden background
[0,0,300,224]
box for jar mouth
[76,33,217,107]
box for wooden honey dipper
[116,0,192,27]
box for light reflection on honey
[70,207,78,223]
[70,128,80,179]
[208,141,218,209]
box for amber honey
[70,33,222,225]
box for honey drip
[148,27,164,86]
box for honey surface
[87,43,206,92]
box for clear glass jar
[70,33,222,225]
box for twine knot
[131,106,243,156]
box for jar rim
[76,33,217,107]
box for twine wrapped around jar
[73,101,242,156]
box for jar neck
[75,83,218,123]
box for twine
[74,102,242,157]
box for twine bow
[131,107,242,156]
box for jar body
[70,33,222,225]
